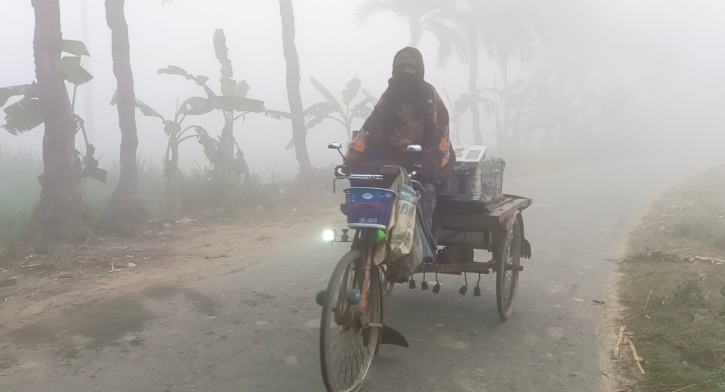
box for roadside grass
[0,146,42,245]
[618,166,725,392]
[0,145,294,245]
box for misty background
[1,0,724,180]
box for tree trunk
[31,0,85,244]
[168,140,182,215]
[279,0,312,179]
[106,0,143,231]
[409,22,422,47]
[499,56,512,148]
[163,122,183,215]
[468,37,482,145]
[80,0,95,140]
[218,114,235,201]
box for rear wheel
[320,250,382,392]
[496,217,521,321]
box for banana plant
[158,29,273,192]
[442,89,467,145]
[1,40,105,183]
[111,92,212,215]
[442,88,498,146]
[288,76,377,148]
[481,79,531,147]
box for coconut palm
[27,0,91,242]
[278,0,313,179]
[453,0,543,146]
[105,0,144,231]
[479,0,542,148]
[449,0,489,144]
[356,0,463,67]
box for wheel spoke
[321,251,380,392]
[497,222,522,320]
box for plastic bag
[388,182,419,261]
[387,213,425,283]
[373,168,417,266]
[370,168,425,282]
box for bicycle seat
[380,165,401,176]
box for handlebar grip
[334,165,348,178]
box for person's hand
[334,165,348,178]
[410,164,422,177]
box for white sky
[1,0,724,176]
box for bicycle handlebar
[335,165,420,180]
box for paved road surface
[0,157,716,392]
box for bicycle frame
[344,228,377,317]
[330,160,420,324]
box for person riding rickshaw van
[344,47,456,271]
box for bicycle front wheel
[319,250,382,392]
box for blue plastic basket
[343,187,398,229]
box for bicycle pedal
[315,290,326,306]
[458,285,468,296]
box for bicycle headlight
[323,229,335,242]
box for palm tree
[442,89,469,144]
[30,0,85,243]
[356,0,462,67]
[451,1,485,144]
[105,0,144,232]
[477,0,542,149]
[278,0,313,179]
[80,0,95,140]
[452,0,542,146]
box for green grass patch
[0,146,42,245]
[620,166,725,391]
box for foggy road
[0,158,715,392]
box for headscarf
[346,47,455,189]
[393,46,425,78]
[379,47,433,121]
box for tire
[320,250,382,392]
[496,217,521,321]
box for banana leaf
[62,40,90,57]
[0,84,35,107]
[342,76,361,106]
[212,96,265,113]
[110,92,165,121]
[2,97,44,135]
[178,97,214,116]
[213,29,234,81]
[310,77,342,113]
[61,56,93,85]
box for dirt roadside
[607,166,725,392]
[0,191,341,332]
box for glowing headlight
[323,230,336,242]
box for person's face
[393,51,418,75]
[397,64,418,74]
